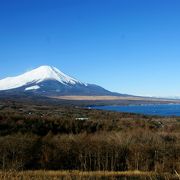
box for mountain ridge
[0,65,124,96]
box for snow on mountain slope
[0,66,83,91]
[25,85,40,91]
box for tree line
[0,130,179,173]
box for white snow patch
[25,85,40,91]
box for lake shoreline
[91,104,180,117]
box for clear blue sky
[0,0,180,97]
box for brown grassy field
[0,170,179,180]
[52,95,180,102]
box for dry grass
[0,170,178,180]
[51,95,180,102]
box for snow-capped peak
[0,65,83,91]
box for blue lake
[92,104,180,116]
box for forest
[0,99,179,179]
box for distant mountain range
[0,65,125,96]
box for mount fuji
[0,66,121,96]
